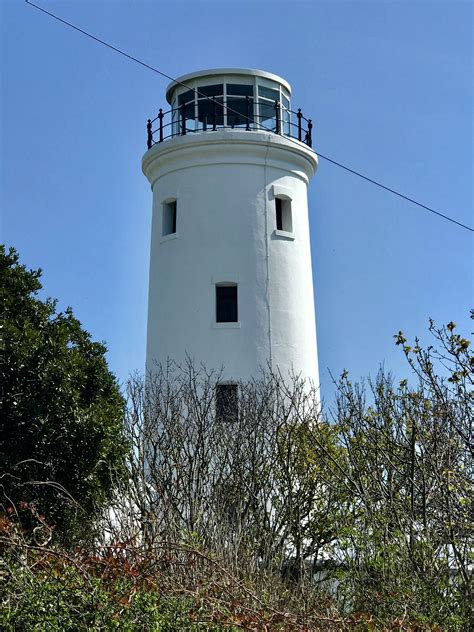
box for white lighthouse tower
[142,68,319,387]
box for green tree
[0,246,127,543]
[329,316,473,627]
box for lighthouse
[142,68,319,388]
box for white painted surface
[143,71,320,385]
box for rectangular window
[216,383,238,423]
[216,284,238,322]
[275,197,292,233]
[276,198,283,230]
[163,200,177,236]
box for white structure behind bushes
[142,68,319,385]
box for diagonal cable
[25,0,474,233]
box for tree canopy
[0,245,127,542]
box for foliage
[0,246,127,543]
[111,317,472,629]
[0,507,339,631]
[330,316,473,628]
[1,552,202,631]
[119,364,343,574]
[1,259,472,631]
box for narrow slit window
[275,197,292,233]
[216,284,238,323]
[216,383,238,423]
[163,200,177,236]
[276,198,283,230]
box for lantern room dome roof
[166,68,291,104]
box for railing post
[147,119,152,149]
[274,100,281,134]
[212,97,217,131]
[297,109,302,142]
[181,103,186,136]
[245,96,250,131]
[306,119,313,148]
[158,109,164,143]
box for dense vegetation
[1,247,472,629]
[0,246,128,543]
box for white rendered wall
[143,130,319,385]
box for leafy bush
[0,246,128,544]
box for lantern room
[146,68,312,147]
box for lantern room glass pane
[178,90,194,105]
[257,86,279,132]
[177,90,196,131]
[172,105,179,136]
[282,94,290,135]
[198,84,223,98]
[258,100,276,131]
[227,84,254,96]
[198,97,224,127]
[178,103,196,131]
[258,86,279,101]
[226,97,254,127]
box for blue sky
[1,0,472,400]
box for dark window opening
[216,284,238,323]
[171,206,177,233]
[163,201,177,236]
[276,198,283,230]
[275,197,292,233]
[216,383,238,423]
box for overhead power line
[25,0,473,233]
[314,154,472,231]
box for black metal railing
[146,98,313,150]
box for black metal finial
[158,109,164,143]
[307,119,313,147]
[180,103,186,136]
[274,100,281,134]
[147,119,152,149]
[297,109,302,142]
